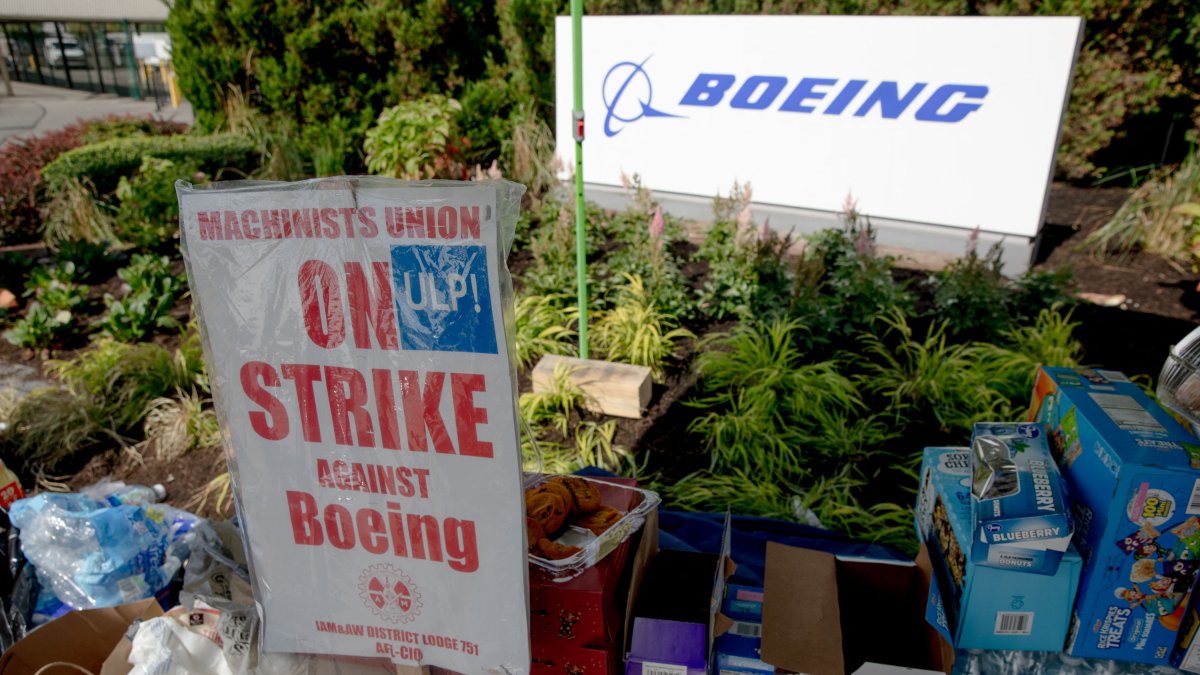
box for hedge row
[169,0,1200,181]
[41,133,259,196]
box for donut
[557,476,603,513]
[576,506,621,535]
[537,538,581,560]
[525,490,568,534]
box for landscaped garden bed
[2,106,1197,557]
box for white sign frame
[556,15,1083,239]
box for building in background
[1,0,171,102]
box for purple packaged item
[625,617,708,675]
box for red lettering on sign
[345,262,398,351]
[241,361,288,440]
[281,364,324,442]
[326,366,374,447]
[399,371,455,454]
[452,373,492,458]
[299,260,346,349]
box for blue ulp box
[1030,367,1200,665]
[917,446,1082,651]
[969,422,1073,575]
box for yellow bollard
[166,63,180,109]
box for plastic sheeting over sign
[177,178,530,673]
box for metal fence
[1,20,171,105]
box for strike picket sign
[178,178,531,672]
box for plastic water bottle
[83,480,166,507]
[8,492,198,610]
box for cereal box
[916,446,1082,651]
[1030,367,1200,664]
[969,422,1073,575]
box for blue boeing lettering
[679,73,736,107]
[605,58,989,133]
[915,84,989,122]
[729,76,788,110]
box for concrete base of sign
[580,184,1038,275]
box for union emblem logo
[358,564,422,624]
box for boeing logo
[602,57,682,137]
[602,57,989,135]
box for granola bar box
[916,446,1082,651]
[969,422,1073,575]
[1029,367,1200,664]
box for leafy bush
[81,116,188,145]
[0,125,84,244]
[49,338,205,433]
[168,0,500,149]
[42,133,257,196]
[1085,152,1200,263]
[0,116,187,246]
[696,183,793,321]
[3,336,207,472]
[4,304,77,351]
[859,310,1014,434]
[514,292,577,370]
[5,262,91,350]
[926,240,1012,342]
[365,95,465,180]
[591,274,693,380]
[115,157,206,249]
[791,224,914,353]
[99,255,187,342]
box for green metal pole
[571,0,588,359]
[122,19,140,100]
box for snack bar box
[1030,367,1200,664]
[916,446,1082,651]
[969,422,1073,575]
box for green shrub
[514,292,577,370]
[5,262,91,350]
[114,157,206,249]
[168,0,500,144]
[1085,152,1200,263]
[791,224,914,353]
[926,240,1012,342]
[99,255,187,342]
[365,95,464,180]
[42,133,257,196]
[591,274,693,381]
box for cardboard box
[759,544,948,675]
[1173,590,1200,672]
[626,513,732,675]
[969,422,1073,574]
[916,446,1082,651]
[1030,366,1200,664]
[0,599,163,675]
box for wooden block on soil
[531,355,652,419]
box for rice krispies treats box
[969,422,1073,575]
[1030,367,1200,664]
[916,446,1082,652]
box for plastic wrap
[953,649,1188,674]
[177,178,530,673]
[8,492,198,610]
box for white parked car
[43,37,86,68]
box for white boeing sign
[555,15,1083,239]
